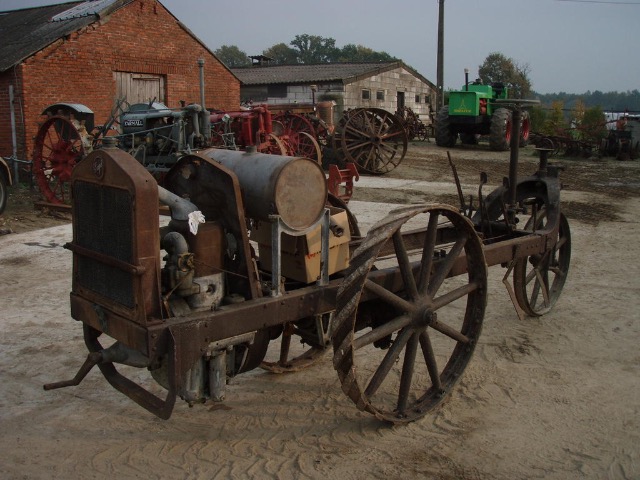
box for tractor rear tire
[435,107,457,147]
[489,108,512,151]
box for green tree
[529,105,547,133]
[581,106,607,144]
[290,34,339,63]
[214,45,251,68]
[337,44,397,62]
[570,99,587,139]
[478,52,532,98]
[543,101,569,136]
[263,43,298,65]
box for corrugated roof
[0,0,131,73]
[232,62,404,86]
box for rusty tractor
[43,100,570,424]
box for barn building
[232,61,436,125]
[0,0,239,167]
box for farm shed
[232,61,436,124]
[0,0,240,167]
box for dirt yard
[1,142,639,479]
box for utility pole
[437,0,445,110]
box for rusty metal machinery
[44,103,572,424]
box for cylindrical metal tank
[199,148,327,231]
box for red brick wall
[0,0,239,162]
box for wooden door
[114,72,165,106]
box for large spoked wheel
[513,210,571,316]
[339,108,407,175]
[33,116,86,204]
[332,204,487,423]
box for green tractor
[435,74,530,151]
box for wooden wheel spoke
[392,231,419,300]
[419,331,442,391]
[418,213,440,291]
[364,279,414,312]
[344,138,371,152]
[397,332,420,414]
[364,327,414,398]
[344,122,369,139]
[376,113,389,135]
[432,281,481,310]
[353,313,412,351]
[427,234,468,296]
[533,269,550,307]
[381,129,405,141]
[378,142,399,160]
[429,318,470,344]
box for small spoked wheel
[261,314,332,373]
[514,209,571,316]
[32,115,86,204]
[332,204,487,423]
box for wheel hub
[413,304,436,328]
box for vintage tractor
[436,71,530,151]
[44,101,572,424]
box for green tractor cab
[436,77,530,151]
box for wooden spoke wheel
[332,204,487,423]
[514,209,571,316]
[33,116,86,204]
[339,108,408,175]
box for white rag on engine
[188,211,206,235]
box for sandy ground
[1,142,639,479]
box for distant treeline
[534,90,640,113]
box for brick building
[0,0,239,164]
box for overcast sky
[2,0,639,94]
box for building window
[268,84,287,98]
[362,89,371,100]
[425,95,430,104]
[415,94,421,103]
[377,90,385,101]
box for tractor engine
[64,141,328,409]
[119,102,210,169]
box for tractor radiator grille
[73,181,135,308]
